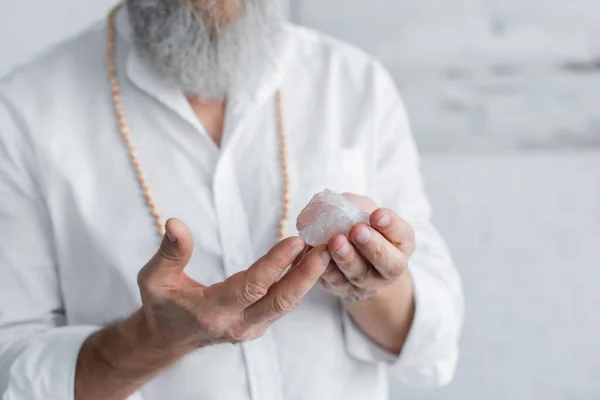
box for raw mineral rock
[296,189,370,246]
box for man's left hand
[320,194,415,301]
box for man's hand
[75,218,330,400]
[137,218,329,351]
[315,194,416,356]
[320,194,415,301]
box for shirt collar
[115,7,204,135]
[114,6,295,148]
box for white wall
[0,0,295,78]
[0,1,118,77]
[393,152,600,400]
[296,0,600,152]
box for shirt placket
[213,148,285,400]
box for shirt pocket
[287,149,368,236]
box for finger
[320,262,354,295]
[139,218,195,281]
[284,244,312,276]
[292,245,312,267]
[327,234,381,288]
[319,263,377,299]
[370,208,416,257]
[244,245,330,324]
[207,237,307,309]
[349,223,408,281]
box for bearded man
[0,1,464,399]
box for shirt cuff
[394,265,460,387]
[2,326,145,400]
[342,266,460,388]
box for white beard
[126,0,284,101]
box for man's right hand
[75,218,330,400]
[137,218,330,352]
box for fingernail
[165,229,177,243]
[354,227,372,244]
[320,250,332,264]
[335,242,351,258]
[375,213,391,228]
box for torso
[0,15,393,400]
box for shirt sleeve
[0,91,144,400]
[342,62,465,388]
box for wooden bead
[107,3,290,242]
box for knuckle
[228,326,250,343]
[324,263,337,275]
[351,269,370,285]
[163,286,184,302]
[388,267,403,279]
[137,271,150,289]
[389,257,408,278]
[266,238,301,261]
[273,294,296,314]
[240,279,268,304]
[406,240,417,256]
[199,313,224,336]
[279,237,304,251]
[399,255,409,270]
[253,254,289,278]
[336,259,353,271]
[260,252,284,270]
[230,325,269,344]
[373,244,387,262]
[303,268,324,285]
[348,286,366,298]
[137,272,158,294]
[398,227,416,250]
[331,279,348,288]
[410,245,417,257]
[319,277,331,289]
[296,269,321,288]
[406,224,416,241]
[157,245,182,263]
[254,325,268,338]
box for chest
[39,85,375,324]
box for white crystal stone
[296,189,370,246]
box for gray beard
[126,0,284,101]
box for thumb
[144,218,194,277]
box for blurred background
[1,0,599,399]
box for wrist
[75,309,187,400]
[343,273,413,314]
[126,308,193,361]
[80,309,188,376]
[342,274,415,355]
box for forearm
[75,309,189,400]
[344,272,415,355]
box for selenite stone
[296,189,370,246]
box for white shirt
[0,8,463,400]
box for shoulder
[284,23,395,92]
[0,23,108,111]
[0,23,113,170]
